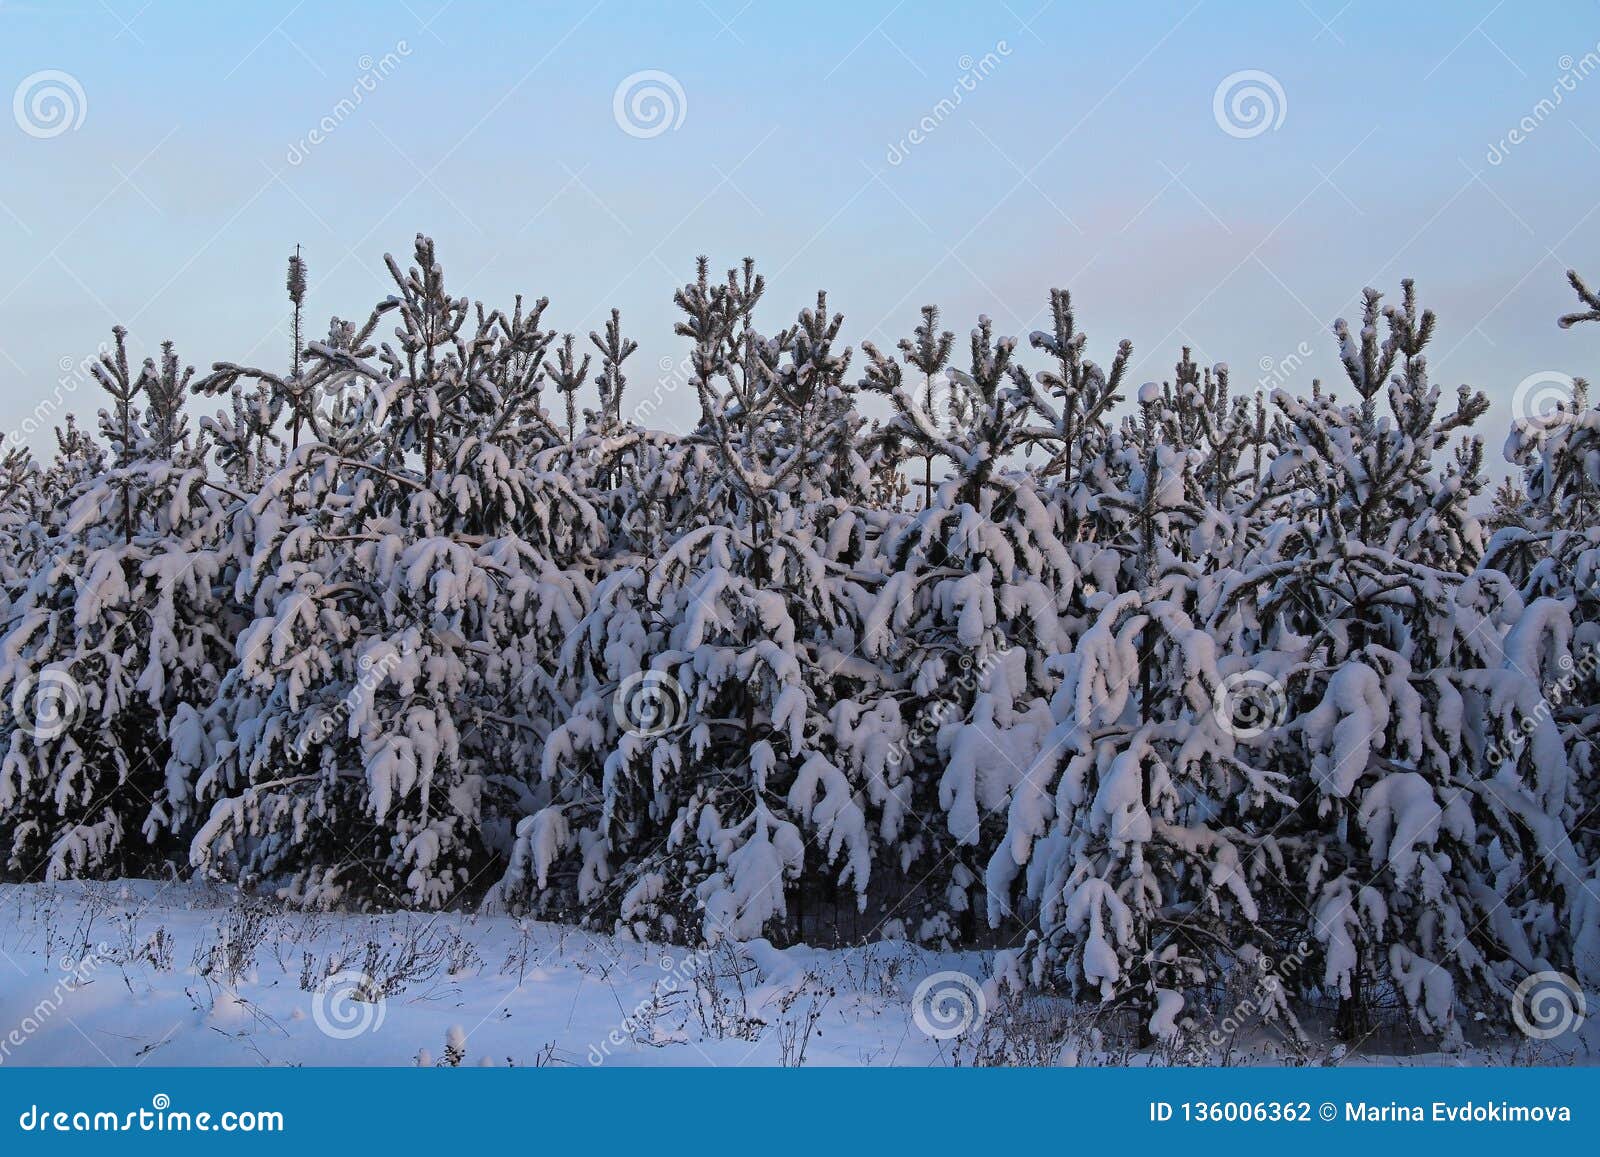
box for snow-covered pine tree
[858,308,1096,943]
[1019,288,1131,541]
[6,234,1597,1055]
[509,260,884,944]
[985,331,1296,1041]
[897,305,955,511]
[189,237,599,909]
[0,448,44,619]
[1490,271,1600,892]
[1216,281,1590,1044]
[0,330,231,880]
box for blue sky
[3,0,1599,460]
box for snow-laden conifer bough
[0,238,1596,1053]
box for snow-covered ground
[0,881,1589,1068]
[0,880,993,1068]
